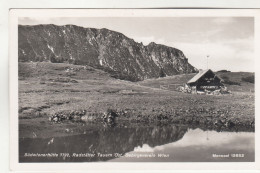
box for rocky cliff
[18,24,197,81]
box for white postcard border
[9,9,260,171]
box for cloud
[223,37,254,52]
[134,144,154,152]
[154,128,254,151]
[128,35,254,72]
[133,36,167,46]
[169,37,254,72]
[132,36,155,45]
[18,17,254,72]
[19,17,55,25]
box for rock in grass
[214,119,224,127]
[250,121,255,128]
[225,120,235,128]
[102,109,118,124]
[49,109,87,123]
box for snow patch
[151,54,159,66]
[47,44,54,53]
[134,144,154,152]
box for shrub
[221,75,229,80]
[223,80,240,85]
[218,70,231,73]
[222,76,240,85]
[159,68,166,78]
[242,75,254,84]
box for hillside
[18,25,197,81]
[19,62,254,139]
[138,71,255,93]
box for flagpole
[207,55,209,69]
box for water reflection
[19,125,187,162]
[19,124,254,162]
[111,129,255,162]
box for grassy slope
[19,62,254,137]
[217,71,255,92]
[138,72,255,93]
[19,62,170,117]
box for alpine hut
[187,69,224,93]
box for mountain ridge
[18,24,197,81]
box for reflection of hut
[187,69,224,93]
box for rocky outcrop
[19,24,197,81]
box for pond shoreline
[19,114,254,140]
[45,107,254,131]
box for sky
[19,17,254,72]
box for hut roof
[187,69,222,84]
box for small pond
[19,124,254,162]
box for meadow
[18,62,255,138]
